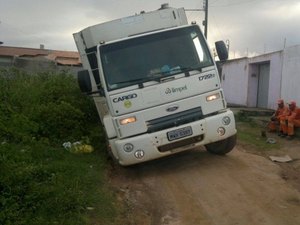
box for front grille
[158,135,203,152]
[146,107,203,133]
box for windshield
[100,26,213,91]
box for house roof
[0,46,81,66]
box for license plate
[167,126,193,141]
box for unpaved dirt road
[111,143,300,225]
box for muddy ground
[110,133,300,225]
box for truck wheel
[205,134,236,155]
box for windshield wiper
[111,65,207,87]
[113,77,152,85]
[147,72,163,80]
[180,65,203,73]
[144,66,201,82]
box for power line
[210,0,260,7]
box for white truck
[73,4,237,166]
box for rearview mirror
[215,41,228,61]
[77,70,105,96]
[77,70,92,93]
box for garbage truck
[73,4,237,165]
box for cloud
[0,0,299,56]
[262,2,300,21]
[206,0,300,58]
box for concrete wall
[249,51,283,109]
[281,45,300,104]
[247,62,259,107]
[0,56,82,76]
[221,58,249,106]
[0,56,13,67]
[222,50,283,110]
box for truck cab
[74,5,236,165]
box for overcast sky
[1,0,300,58]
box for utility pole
[203,0,208,38]
[185,0,208,38]
[0,21,3,45]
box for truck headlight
[206,93,220,102]
[119,116,136,125]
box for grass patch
[236,119,281,151]
[0,141,119,225]
[0,69,123,225]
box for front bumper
[109,109,236,166]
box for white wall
[281,45,300,105]
[221,58,249,106]
[247,63,259,107]
[249,52,283,109]
[222,51,283,109]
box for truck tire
[205,134,236,155]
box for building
[221,45,300,109]
[0,45,82,74]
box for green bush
[0,142,117,225]
[0,68,99,144]
[0,68,118,225]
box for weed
[0,142,118,225]
[235,111,254,123]
[0,68,98,144]
[0,68,120,225]
[236,121,281,151]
